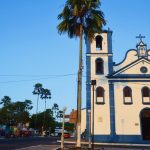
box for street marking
[15,145,42,150]
[15,145,60,150]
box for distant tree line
[0,96,32,125]
[0,83,64,134]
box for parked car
[64,132,70,138]
[57,131,71,138]
[20,128,31,137]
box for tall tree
[52,103,59,120]
[57,0,106,147]
[32,83,43,128]
[0,99,33,125]
[30,109,55,133]
[24,99,33,111]
[57,110,63,122]
[40,88,51,130]
[32,83,43,114]
[0,96,11,107]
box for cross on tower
[136,34,145,42]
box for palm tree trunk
[35,94,39,129]
[36,94,39,114]
[43,99,46,131]
[76,24,83,148]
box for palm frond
[57,0,106,41]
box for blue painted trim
[107,31,112,54]
[86,134,150,144]
[114,49,137,66]
[86,42,91,137]
[91,135,150,144]
[109,83,116,140]
[111,57,150,76]
[86,53,113,55]
[109,80,150,83]
[108,74,150,78]
[108,56,113,74]
[109,57,150,77]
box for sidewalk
[57,138,150,149]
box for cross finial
[136,34,145,42]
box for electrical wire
[0,73,77,84]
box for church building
[86,30,150,143]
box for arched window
[96,87,105,104]
[124,87,132,97]
[142,87,150,97]
[95,58,104,74]
[123,86,132,104]
[142,87,150,104]
[96,35,103,50]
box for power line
[0,73,77,77]
[0,73,77,84]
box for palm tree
[52,103,59,120]
[32,83,43,114]
[57,0,106,147]
[0,96,11,107]
[57,110,63,122]
[32,83,43,128]
[40,88,51,130]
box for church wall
[114,50,138,71]
[114,82,150,135]
[86,30,150,143]
[90,55,111,134]
[120,62,150,74]
[91,33,108,53]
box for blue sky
[0,0,150,114]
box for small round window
[140,66,148,73]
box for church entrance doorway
[141,109,150,140]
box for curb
[57,140,150,148]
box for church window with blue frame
[142,87,150,104]
[96,86,105,104]
[95,58,104,74]
[123,86,132,104]
[96,35,103,50]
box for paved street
[16,145,59,150]
[1,137,150,150]
[0,136,59,150]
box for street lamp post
[61,107,67,150]
[91,80,96,150]
[88,109,91,149]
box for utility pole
[61,107,67,150]
[91,80,96,150]
[88,109,91,149]
[76,25,83,148]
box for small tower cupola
[136,34,148,58]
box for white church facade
[86,30,150,143]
